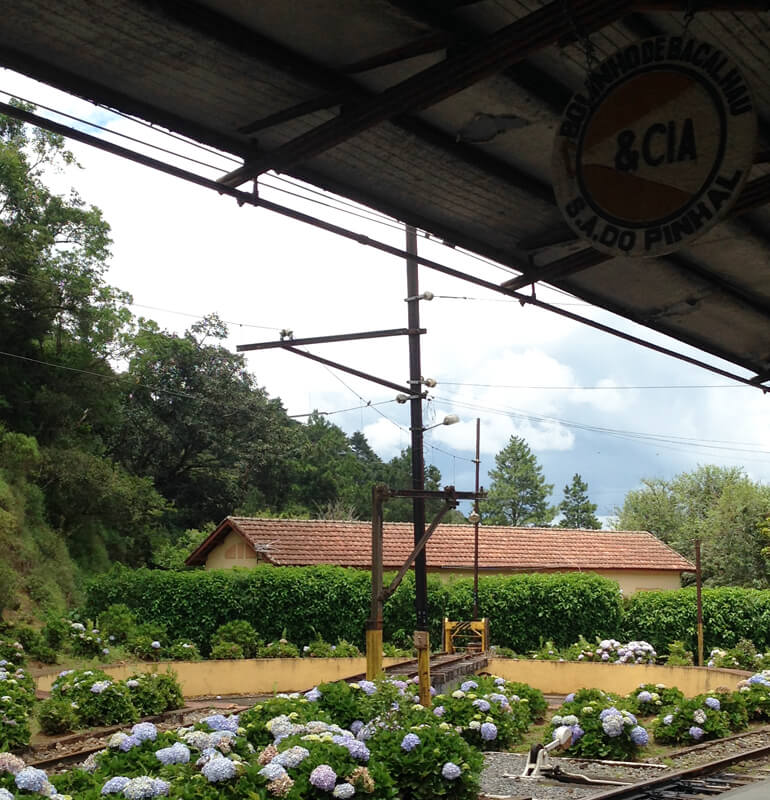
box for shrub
[37,698,80,735]
[627,683,684,716]
[129,635,166,662]
[240,695,334,749]
[259,639,300,659]
[500,680,548,722]
[167,640,202,661]
[50,669,138,729]
[211,619,260,658]
[0,638,26,666]
[210,641,244,659]
[652,695,732,744]
[740,681,770,720]
[304,637,360,657]
[98,603,137,644]
[550,699,650,760]
[67,620,110,659]
[41,615,71,651]
[710,639,761,670]
[666,641,694,666]
[124,671,184,717]
[0,661,35,749]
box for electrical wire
[438,381,745,390]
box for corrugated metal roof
[186,516,695,572]
[1,1,768,382]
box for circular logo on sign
[553,36,756,257]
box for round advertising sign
[553,36,757,257]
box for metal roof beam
[218,0,634,187]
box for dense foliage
[85,566,623,653]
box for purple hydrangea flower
[480,722,497,741]
[305,687,322,702]
[630,726,649,746]
[401,733,421,751]
[599,707,620,720]
[494,677,505,686]
[122,776,169,798]
[101,776,131,795]
[564,692,575,703]
[433,705,445,717]
[460,680,478,692]
[119,735,141,752]
[689,726,705,740]
[571,724,584,742]
[275,746,310,768]
[705,697,721,710]
[472,699,491,712]
[90,680,112,694]
[350,720,364,734]
[637,691,652,703]
[309,765,337,791]
[442,762,462,780]
[357,681,376,696]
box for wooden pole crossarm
[381,501,453,601]
[389,488,484,501]
[237,327,425,351]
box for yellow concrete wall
[488,658,749,696]
[35,658,413,697]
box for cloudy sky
[3,68,770,523]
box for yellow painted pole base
[366,628,383,680]
[415,631,432,707]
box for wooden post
[696,538,704,667]
[366,484,386,679]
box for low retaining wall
[36,657,750,698]
[487,658,750,696]
[35,657,413,697]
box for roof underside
[1,0,769,382]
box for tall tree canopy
[614,465,770,587]
[558,473,601,529]
[483,436,554,526]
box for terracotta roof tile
[187,517,694,572]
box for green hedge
[622,586,770,653]
[84,566,623,653]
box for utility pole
[472,418,481,620]
[406,225,431,705]
[695,538,704,667]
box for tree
[614,465,770,587]
[0,103,132,447]
[381,447,444,523]
[483,436,554,526]
[111,314,298,528]
[558,473,601,529]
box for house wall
[205,530,265,570]
[202,547,683,594]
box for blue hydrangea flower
[274,746,309,767]
[480,722,497,741]
[705,697,721,710]
[15,767,48,792]
[472,699,490,712]
[202,756,238,783]
[309,764,337,791]
[101,776,131,794]
[350,720,364,734]
[599,707,620,721]
[564,692,575,703]
[494,677,505,686]
[305,688,322,702]
[259,762,287,781]
[90,680,112,694]
[630,726,649,746]
[460,680,478,692]
[0,788,14,800]
[357,681,376,696]
[401,733,421,752]
[433,705,445,717]
[571,724,584,742]
[689,726,705,740]
[637,691,652,703]
[333,782,355,799]
[442,762,461,780]
[151,641,161,649]
[663,714,674,725]
[155,742,190,765]
[131,722,158,742]
[204,713,239,733]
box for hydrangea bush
[739,673,770,720]
[627,684,684,716]
[651,695,732,744]
[550,693,650,760]
[0,661,35,750]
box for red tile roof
[186,517,694,572]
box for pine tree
[483,436,554,526]
[558,473,601,529]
